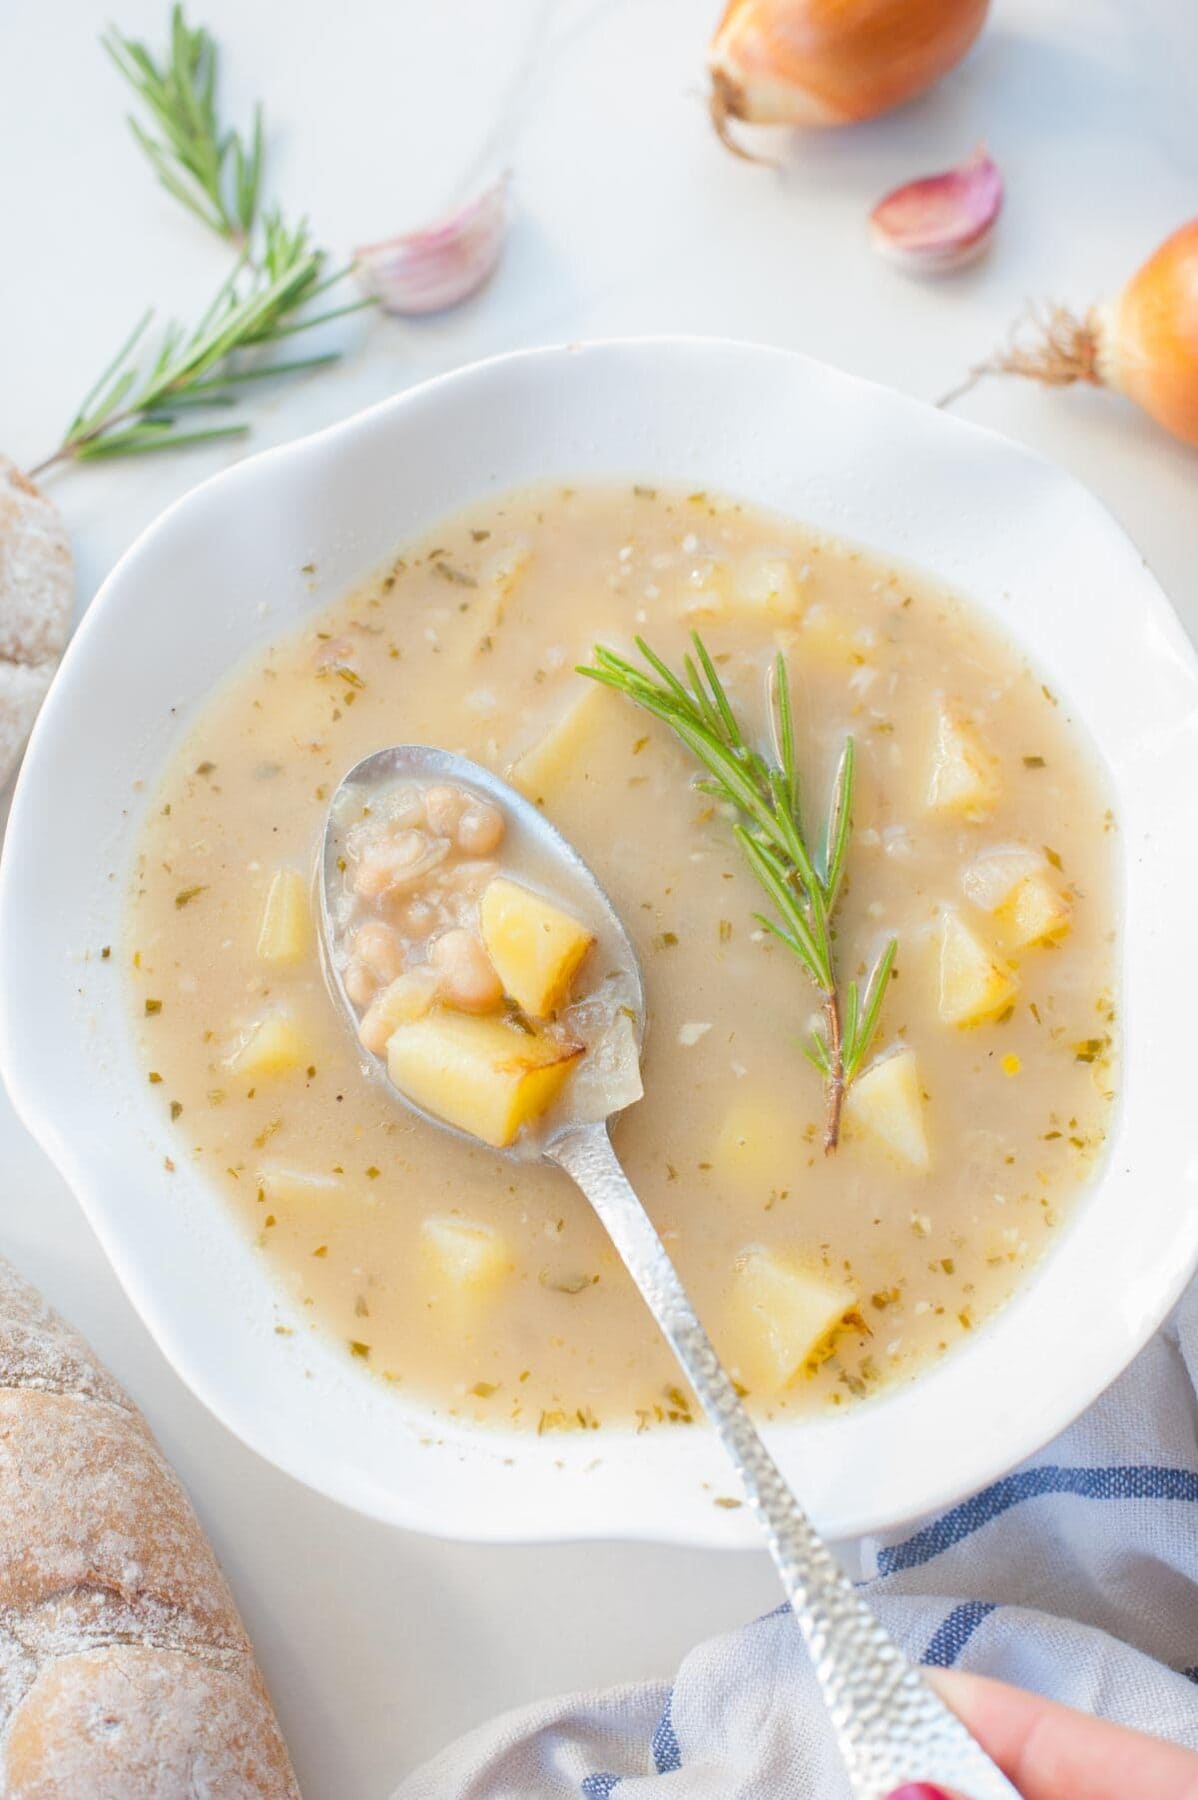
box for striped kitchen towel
[396,1279,1198,1798]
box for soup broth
[127,483,1117,1433]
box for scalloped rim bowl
[3,340,1197,1547]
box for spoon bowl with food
[321,744,1019,1800]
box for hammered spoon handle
[549,1122,1020,1800]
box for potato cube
[479,878,594,1017]
[421,1215,512,1290]
[682,557,799,622]
[458,544,532,658]
[358,966,441,1055]
[961,846,1044,913]
[995,874,1072,950]
[795,605,870,671]
[927,705,1000,817]
[386,1011,583,1147]
[230,1015,311,1078]
[726,1249,852,1391]
[256,868,311,966]
[845,1047,929,1171]
[937,911,1019,1026]
[258,1166,344,1205]
[481,542,532,604]
[713,1095,806,1194]
[737,555,801,617]
[508,685,622,806]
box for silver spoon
[321,746,1019,1800]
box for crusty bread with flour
[0,459,72,791]
[0,1256,300,1797]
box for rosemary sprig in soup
[581,633,897,1151]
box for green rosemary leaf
[736,831,827,983]
[140,389,241,412]
[235,103,265,235]
[842,977,860,1066]
[105,5,260,245]
[69,310,154,435]
[256,294,376,342]
[844,937,898,1082]
[822,738,855,902]
[631,638,694,710]
[76,421,251,460]
[184,352,341,395]
[692,633,741,746]
[772,651,799,820]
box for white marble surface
[2,1,1196,1793]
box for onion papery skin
[1103,221,1198,446]
[708,0,991,134]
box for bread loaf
[0,1257,300,1797]
[0,458,72,790]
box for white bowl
[3,340,1197,1547]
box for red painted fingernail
[884,1787,955,1800]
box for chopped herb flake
[433,561,477,588]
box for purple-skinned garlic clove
[869,147,1003,276]
[355,175,510,316]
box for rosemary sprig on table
[103,7,263,247]
[28,7,370,477]
[29,217,356,474]
[580,634,897,1153]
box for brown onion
[708,0,991,157]
[948,221,1198,447]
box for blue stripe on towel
[1183,1667,1198,1685]
[922,1600,998,1666]
[879,1467,1198,1575]
[581,1688,682,1793]
[651,1689,682,1772]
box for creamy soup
[126,483,1118,1433]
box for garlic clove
[869,146,1003,276]
[354,175,509,316]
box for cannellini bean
[444,858,499,894]
[352,919,404,984]
[354,829,449,898]
[358,967,442,1054]
[344,960,377,1009]
[352,833,419,899]
[392,829,431,867]
[424,784,467,837]
[457,801,504,856]
[430,928,503,1013]
[358,1007,394,1057]
[378,783,427,830]
[392,893,445,939]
